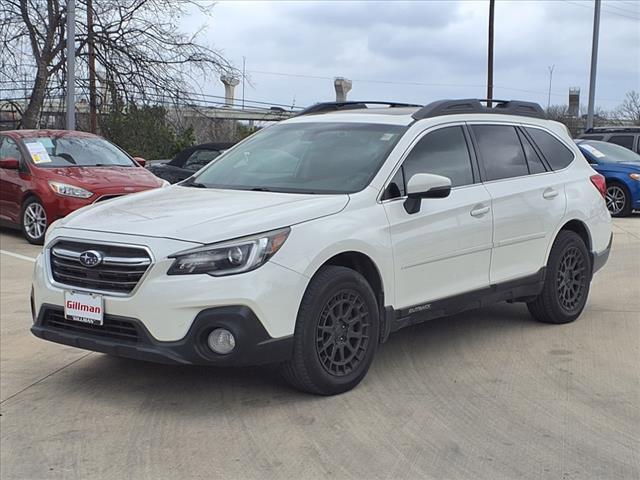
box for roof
[584,126,640,133]
[1,129,100,140]
[286,99,548,127]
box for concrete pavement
[1,218,638,480]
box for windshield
[579,141,640,163]
[190,122,406,194]
[22,136,136,168]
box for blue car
[576,140,640,217]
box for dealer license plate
[64,291,104,326]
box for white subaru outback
[31,99,612,395]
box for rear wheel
[527,230,591,324]
[21,197,47,245]
[281,265,379,395]
[605,182,631,217]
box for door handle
[543,188,559,199]
[470,205,490,217]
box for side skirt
[382,268,546,340]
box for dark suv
[578,127,640,154]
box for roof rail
[296,101,422,117]
[584,126,640,133]
[412,98,546,120]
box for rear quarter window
[525,127,575,170]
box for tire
[527,230,591,324]
[605,182,631,217]
[281,265,380,395]
[21,197,47,245]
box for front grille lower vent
[43,309,140,343]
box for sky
[181,0,640,112]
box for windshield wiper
[249,187,273,192]
[183,179,208,188]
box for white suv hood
[59,185,349,244]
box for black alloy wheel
[316,290,371,377]
[281,265,380,395]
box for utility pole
[586,0,601,130]
[487,0,495,107]
[242,56,246,110]
[87,0,97,133]
[66,0,76,130]
[547,65,554,110]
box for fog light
[207,328,236,354]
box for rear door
[469,123,566,284]
[383,124,493,309]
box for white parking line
[0,250,37,263]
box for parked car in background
[578,126,640,154]
[0,130,167,244]
[576,139,640,217]
[146,142,235,183]
[31,99,611,395]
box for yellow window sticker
[26,142,52,164]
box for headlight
[49,181,93,199]
[44,219,61,245]
[168,227,290,276]
[630,173,640,181]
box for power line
[247,69,627,103]
[561,0,640,20]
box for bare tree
[545,104,571,123]
[1,0,234,128]
[1,1,69,127]
[616,91,640,125]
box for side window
[580,135,604,140]
[0,137,22,161]
[518,130,546,174]
[608,135,634,150]
[525,127,574,170]
[471,125,528,181]
[382,167,405,200]
[402,126,474,188]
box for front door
[383,125,493,310]
[0,136,28,224]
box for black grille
[49,240,151,294]
[43,309,140,343]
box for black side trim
[591,233,612,276]
[31,304,293,366]
[385,268,546,333]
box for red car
[0,130,166,244]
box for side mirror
[0,157,20,170]
[133,157,146,167]
[404,173,452,214]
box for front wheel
[527,230,591,324]
[21,197,48,245]
[281,265,380,395]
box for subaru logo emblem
[79,250,104,267]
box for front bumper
[31,304,293,366]
[33,229,308,341]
